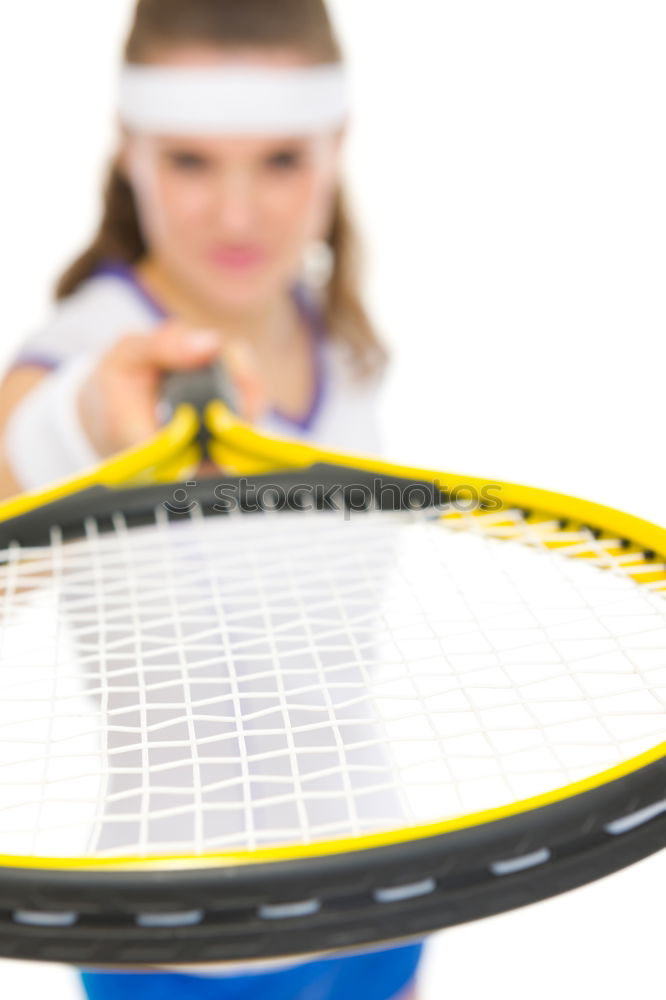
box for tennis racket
[0,365,663,967]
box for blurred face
[120,46,343,313]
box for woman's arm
[0,366,51,499]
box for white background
[0,2,664,997]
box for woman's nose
[211,170,260,237]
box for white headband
[118,62,349,136]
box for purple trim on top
[95,259,168,320]
[94,259,327,433]
[9,351,61,372]
[272,282,327,432]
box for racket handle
[161,362,238,422]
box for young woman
[0,1,424,997]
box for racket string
[0,505,664,857]
[460,513,628,788]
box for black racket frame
[0,468,663,965]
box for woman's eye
[266,150,303,171]
[166,152,209,172]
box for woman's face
[121,46,343,313]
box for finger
[222,341,269,422]
[110,324,222,373]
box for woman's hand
[78,321,266,459]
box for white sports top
[12,261,384,456]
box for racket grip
[161,362,238,422]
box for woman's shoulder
[12,264,162,370]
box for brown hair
[55,0,386,376]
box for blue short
[80,942,423,1000]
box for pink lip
[207,246,267,271]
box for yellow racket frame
[0,401,664,872]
